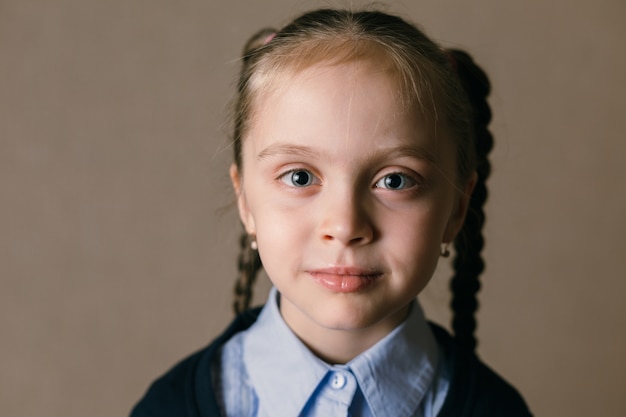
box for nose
[318,188,375,246]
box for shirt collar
[347,300,439,417]
[243,288,328,416]
[242,287,439,417]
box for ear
[443,171,478,243]
[230,163,256,234]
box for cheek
[390,218,442,260]
[254,219,312,290]
[387,220,443,291]
[381,203,450,265]
[251,200,312,263]
[384,200,451,243]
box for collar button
[330,371,347,390]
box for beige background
[2,0,625,416]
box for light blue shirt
[215,287,449,417]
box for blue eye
[375,173,415,190]
[281,169,316,187]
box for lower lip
[309,272,381,293]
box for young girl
[132,8,531,417]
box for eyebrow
[257,143,323,161]
[256,142,437,163]
[376,145,437,164]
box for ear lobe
[230,163,256,234]
[443,171,478,243]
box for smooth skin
[231,60,476,364]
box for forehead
[251,59,415,127]
[281,61,397,101]
[249,52,414,106]
[243,60,455,167]
[244,32,446,134]
[253,61,411,132]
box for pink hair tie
[263,33,276,45]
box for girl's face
[232,60,474,339]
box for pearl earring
[440,243,450,258]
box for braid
[448,49,493,352]
[233,232,263,314]
[231,29,275,315]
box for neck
[279,300,410,364]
